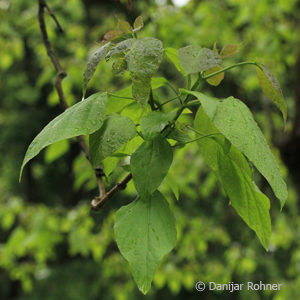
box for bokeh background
[1,0,300,299]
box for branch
[91,173,133,210]
[38,0,106,197]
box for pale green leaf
[198,48,222,71]
[118,20,132,34]
[83,43,111,96]
[164,48,186,75]
[204,65,224,86]
[112,57,127,75]
[127,37,164,79]
[114,191,177,294]
[190,90,287,208]
[141,111,176,140]
[178,45,202,74]
[133,16,144,32]
[90,114,136,167]
[127,38,163,105]
[105,39,135,61]
[131,135,173,198]
[131,76,151,106]
[256,61,287,122]
[20,93,107,180]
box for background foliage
[1,0,300,299]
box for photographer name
[209,281,282,292]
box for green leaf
[44,140,69,163]
[178,45,202,74]
[127,37,164,79]
[106,86,133,115]
[178,46,222,74]
[20,93,107,180]
[167,127,191,144]
[198,48,222,71]
[194,108,271,249]
[141,111,176,140]
[112,57,127,76]
[218,149,271,250]
[133,16,144,32]
[83,43,111,96]
[118,20,132,34]
[189,90,287,208]
[89,114,136,167]
[204,65,224,86]
[126,37,163,105]
[220,44,239,58]
[164,48,186,75]
[131,76,151,106]
[256,61,287,122]
[114,190,177,294]
[105,39,135,61]
[151,77,169,89]
[131,135,173,198]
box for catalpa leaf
[130,135,173,198]
[118,20,132,34]
[256,61,287,122]
[105,39,135,61]
[165,47,186,75]
[114,191,177,294]
[187,90,287,208]
[89,114,136,167]
[141,111,176,140]
[127,37,164,78]
[194,108,271,249]
[112,57,127,76]
[198,48,222,71]
[20,93,107,180]
[220,44,239,58]
[178,45,202,74]
[83,43,111,96]
[218,148,271,250]
[204,65,224,86]
[133,16,144,32]
[131,76,151,106]
[127,37,164,105]
[106,78,167,115]
[151,77,169,89]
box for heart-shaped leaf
[114,191,177,294]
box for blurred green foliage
[1,0,300,299]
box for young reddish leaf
[103,30,122,43]
[213,42,219,54]
[220,44,239,58]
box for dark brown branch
[38,0,106,197]
[91,173,133,210]
[43,1,64,33]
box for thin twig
[91,173,133,210]
[38,0,106,197]
[43,1,64,33]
